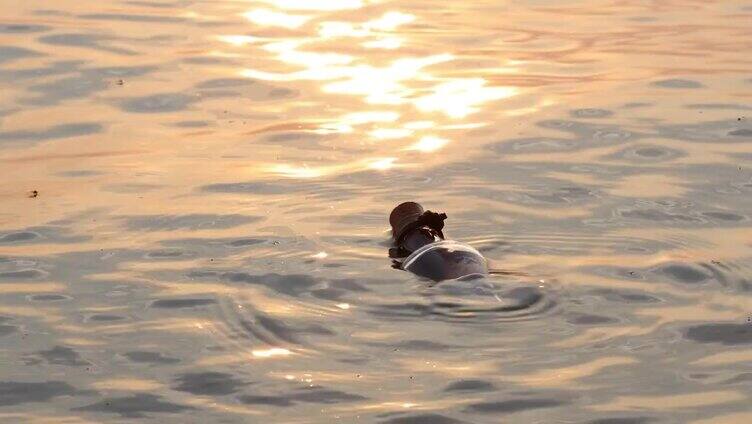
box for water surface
[1,0,751,422]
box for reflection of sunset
[242,9,311,28]
[257,0,368,11]
[319,11,415,38]
[369,128,413,140]
[252,347,292,358]
[223,8,524,178]
[367,157,397,170]
[270,164,324,179]
[407,135,449,153]
[415,79,518,119]
[362,37,403,49]
[264,40,354,68]
[321,54,456,105]
[217,35,261,46]
[269,156,399,178]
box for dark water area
[1,0,751,422]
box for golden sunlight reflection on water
[221,6,528,178]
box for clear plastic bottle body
[401,240,487,281]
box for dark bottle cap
[389,202,424,242]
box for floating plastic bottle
[389,202,488,281]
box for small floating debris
[28,190,38,198]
